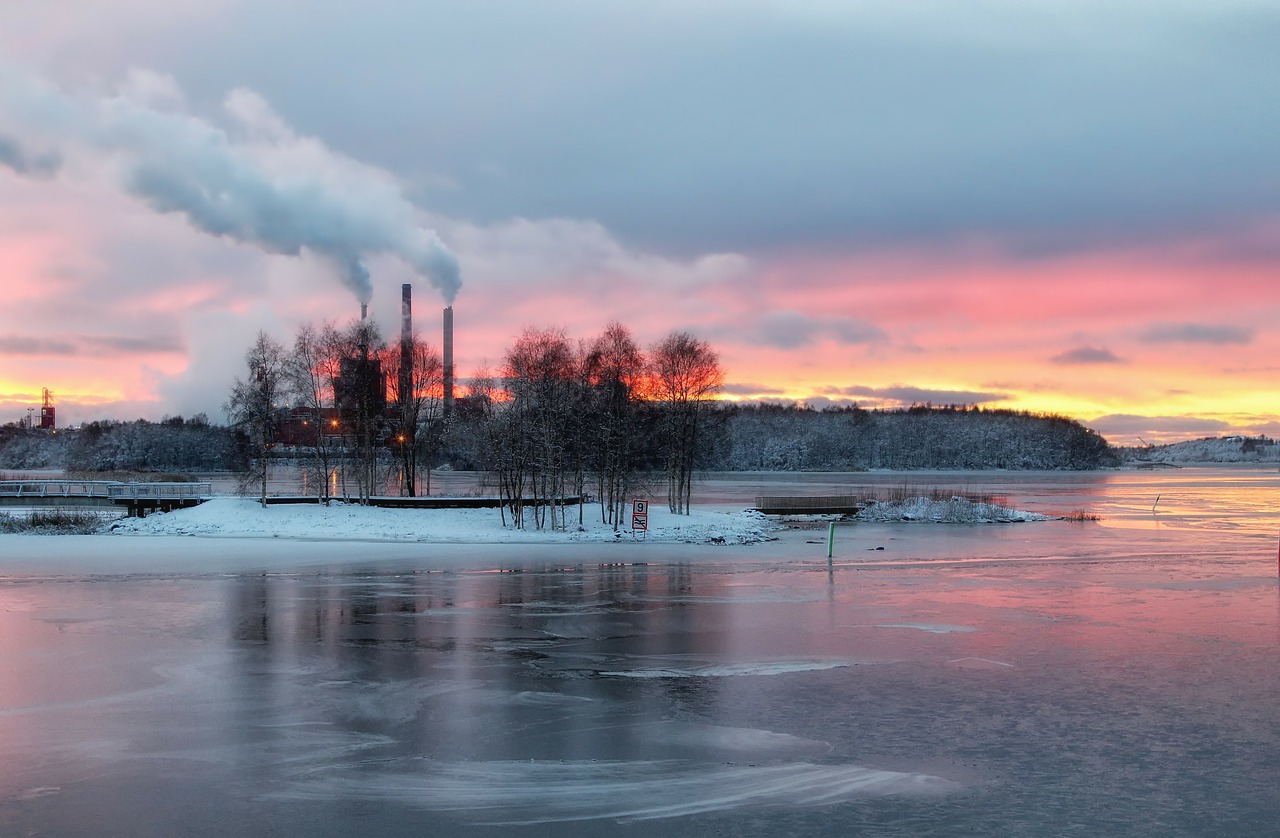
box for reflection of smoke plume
[0,66,461,304]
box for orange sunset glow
[2,3,1277,446]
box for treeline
[710,403,1116,470]
[0,415,244,473]
[1,400,1116,478]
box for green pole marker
[827,521,835,560]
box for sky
[1,0,1277,446]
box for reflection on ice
[511,690,596,706]
[947,657,1016,669]
[873,623,977,634]
[273,759,961,824]
[632,721,831,758]
[599,659,872,678]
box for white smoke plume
[0,65,460,304]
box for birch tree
[225,331,289,506]
[649,331,723,514]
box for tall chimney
[443,305,454,415]
[360,302,368,321]
[400,283,412,407]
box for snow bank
[852,497,1050,523]
[106,498,776,545]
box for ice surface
[1,468,1279,836]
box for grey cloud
[82,335,186,354]
[0,333,183,357]
[755,311,887,350]
[1242,419,1280,437]
[0,335,78,356]
[1139,322,1254,345]
[828,385,1008,406]
[0,134,60,177]
[1090,414,1233,437]
[721,382,787,396]
[162,2,1280,255]
[1050,346,1125,365]
[6,3,1272,260]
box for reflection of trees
[223,562,732,761]
[231,574,271,645]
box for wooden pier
[754,495,869,515]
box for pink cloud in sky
[5,194,1278,447]
[1,63,1277,446]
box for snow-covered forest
[1120,435,1280,465]
[1,403,1118,475]
[0,415,243,473]
[705,403,1116,470]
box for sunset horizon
[3,2,1276,447]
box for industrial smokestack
[443,305,454,415]
[360,302,368,321]
[400,283,413,408]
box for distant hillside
[706,404,1118,470]
[3,404,1122,474]
[1121,435,1280,465]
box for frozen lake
[1,468,1278,836]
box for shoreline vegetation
[0,508,107,534]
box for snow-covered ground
[106,498,777,544]
[99,495,1052,544]
[854,497,1051,523]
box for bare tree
[463,365,510,523]
[649,331,723,514]
[225,331,289,506]
[331,318,387,503]
[502,327,575,530]
[287,321,343,504]
[583,322,646,529]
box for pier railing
[0,480,212,499]
[0,480,121,498]
[754,495,869,515]
[106,482,212,500]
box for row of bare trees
[464,323,722,529]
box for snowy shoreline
[94,495,1050,544]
